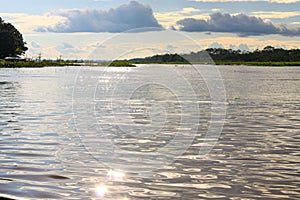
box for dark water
[0,65,299,199]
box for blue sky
[1,0,300,59]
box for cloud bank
[34,1,300,37]
[36,1,162,33]
[177,13,300,36]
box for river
[0,65,299,199]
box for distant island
[125,46,300,66]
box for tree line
[205,46,300,62]
[129,46,300,63]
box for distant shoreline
[1,60,300,68]
[132,61,300,66]
[0,60,81,68]
[0,60,136,68]
[214,61,300,66]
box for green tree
[0,17,28,58]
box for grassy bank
[0,60,135,68]
[82,61,136,67]
[0,60,80,68]
[2,60,300,68]
[108,61,136,67]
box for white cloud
[209,42,224,48]
[154,7,207,29]
[30,41,41,48]
[238,43,250,51]
[61,42,74,49]
[35,1,162,33]
[55,42,84,59]
[0,13,66,33]
[252,11,300,19]
[193,34,300,50]
[228,43,251,51]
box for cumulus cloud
[229,43,250,51]
[209,42,224,48]
[35,1,162,33]
[238,44,250,51]
[177,13,300,36]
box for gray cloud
[36,1,162,33]
[177,13,300,37]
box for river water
[0,65,299,199]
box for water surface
[0,65,299,199]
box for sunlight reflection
[95,185,108,198]
[93,170,127,199]
[107,170,125,182]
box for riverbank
[132,61,300,66]
[0,60,136,68]
[2,60,300,68]
[214,61,300,66]
[0,60,81,68]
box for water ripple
[0,66,299,199]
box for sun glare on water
[95,185,108,198]
[94,170,127,199]
[107,170,125,182]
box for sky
[1,0,300,60]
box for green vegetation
[0,17,28,58]
[108,60,136,67]
[130,54,188,63]
[205,46,300,63]
[80,61,136,67]
[0,59,137,68]
[215,61,300,66]
[128,46,300,66]
[0,60,80,68]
